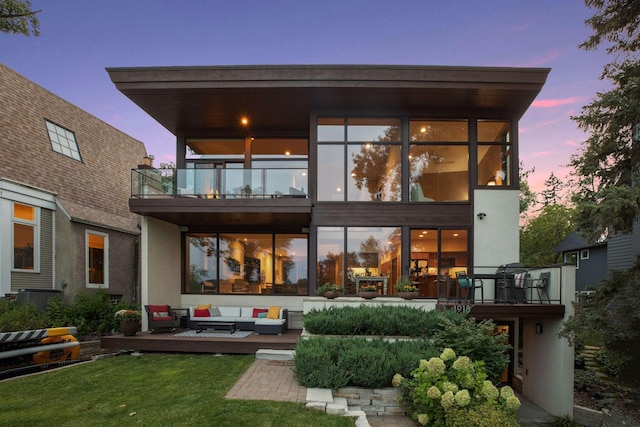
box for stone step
[255,349,295,361]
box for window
[564,251,578,266]
[184,233,308,295]
[45,120,82,161]
[477,120,511,186]
[13,203,38,271]
[317,226,401,295]
[317,118,401,201]
[580,249,590,260]
[86,231,108,288]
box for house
[107,64,576,417]
[0,64,147,303]
[555,231,608,295]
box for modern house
[107,64,576,417]
[0,64,148,303]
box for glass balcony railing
[132,168,309,199]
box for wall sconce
[477,213,486,220]
[535,323,543,335]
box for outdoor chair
[144,304,179,333]
[527,272,551,303]
[456,271,483,303]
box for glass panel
[186,138,245,159]
[185,234,218,293]
[219,234,271,295]
[478,145,511,186]
[14,203,34,221]
[13,223,34,270]
[478,120,510,142]
[274,235,308,295]
[410,229,438,298]
[347,118,401,142]
[317,227,344,288]
[317,118,345,142]
[252,138,308,158]
[409,120,468,142]
[88,233,105,285]
[346,227,400,295]
[317,145,344,201]
[409,145,469,201]
[347,144,401,201]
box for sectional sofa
[187,305,288,335]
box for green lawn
[0,354,354,427]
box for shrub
[0,299,47,332]
[294,336,437,389]
[394,348,520,426]
[433,316,510,382]
[302,305,465,337]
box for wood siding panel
[608,233,634,271]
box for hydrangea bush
[393,348,520,426]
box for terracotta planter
[120,320,140,337]
[323,291,340,299]
[359,291,378,299]
[397,291,419,300]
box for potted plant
[359,283,379,299]
[395,275,418,299]
[316,283,344,299]
[114,309,141,336]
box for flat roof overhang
[106,64,550,136]
[130,197,311,229]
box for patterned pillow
[209,307,221,317]
[153,311,170,319]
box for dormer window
[45,120,82,161]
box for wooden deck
[100,329,301,354]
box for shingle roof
[554,231,606,253]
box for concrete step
[255,349,295,361]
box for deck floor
[100,328,301,354]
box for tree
[519,204,575,267]
[570,0,640,238]
[519,162,536,217]
[540,172,564,206]
[0,0,40,36]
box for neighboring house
[606,220,640,271]
[0,64,147,303]
[555,231,608,294]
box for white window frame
[86,230,109,289]
[580,249,590,260]
[45,119,82,161]
[11,202,40,273]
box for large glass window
[317,227,345,286]
[86,231,108,288]
[478,120,511,186]
[409,120,468,142]
[410,229,468,298]
[409,145,468,202]
[13,203,37,271]
[184,233,308,295]
[318,118,401,202]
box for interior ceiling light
[420,127,427,133]
[285,151,290,156]
[241,117,248,126]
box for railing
[437,265,565,305]
[132,168,309,199]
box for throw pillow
[153,311,170,319]
[266,306,281,319]
[209,307,221,317]
[252,308,268,318]
[196,304,211,310]
[257,312,268,318]
[194,308,210,317]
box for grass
[0,353,354,427]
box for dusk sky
[1,0,612,194]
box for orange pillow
[197,304,211,310]
[266,306,281,319]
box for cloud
[566,140,579,147]
[531,150,552,158]
[516,49,563,67]
[531,97,584,108]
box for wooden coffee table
[196,321,236,334]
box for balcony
[130,168,311,228]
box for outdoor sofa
[187,305,288,335]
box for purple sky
[1,0,611,194]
